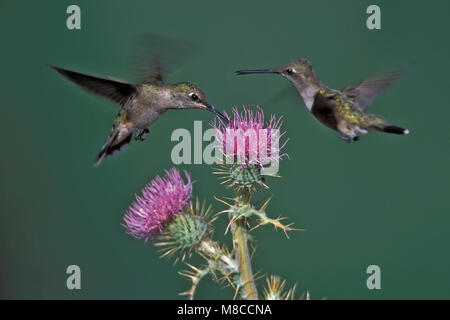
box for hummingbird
[236,59,409,142]
[50,64,227,166]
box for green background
[1,0,449,299]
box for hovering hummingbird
[236,59,409,142]
[51,61,226,166]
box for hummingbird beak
[235,69,279,75]
[205,104,229,123]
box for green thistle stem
[231,187,259,300]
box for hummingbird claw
[340,135,352,143]
[134,128,150,141]
[340,133,360,143]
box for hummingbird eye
[286,68,294,75]
[189,93,199,101]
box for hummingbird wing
[342,68,406,111]
[130,33,197,83]
[51,65,137,107]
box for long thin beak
[235,68,279,75]
[208,106,229,123]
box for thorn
[232,285,240,300]
[214,195,234,207]
[259,195,273,211]
[225,215,239,235]
[249,222,263,232]
[214,209,231,218]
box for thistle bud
[157,201,214,261]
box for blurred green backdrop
[1,0,449,299]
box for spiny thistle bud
[157,200,214,261]
[166,213,209,250]
[230,163,263,188]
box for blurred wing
[51,65,137,106]
[130,33,198,83]
[342,68,406,111]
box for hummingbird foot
[340,135,352,143]
[340,133,361,143]
[134,128,150,141]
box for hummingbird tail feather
[379,125,410,135]
[363,114,409,135]
[95,131,132,166]
[372,124,410,135]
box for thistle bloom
[212,106,288,166]
[123,167,193,242]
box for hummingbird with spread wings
[236,59,409,142]
[51,36,227,166]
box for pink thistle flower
[212,106,288,166]
[123,168,193,242]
